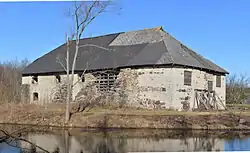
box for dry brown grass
[1,103,250,118]
[0,103,250,129]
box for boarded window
[33,92,38,101]
[216,76,221,87]
[184,71,192,86]
[32,75,38,84]
[94,70,119,92]
[208,81,213,91]
[55,75,61,83]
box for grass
[227,103,250,109]
[1,103,250,129]
[2,103,250,117]
[78,103,250,117]
[80,107,237,116]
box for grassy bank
[1,103,250,130]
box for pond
[0,125,250,152]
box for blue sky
[0,0,249,75]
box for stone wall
[22,74,85,104]
[22,75,56,104]
[22,67,226,110]
[118,67,226,110]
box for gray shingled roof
[110,27,228,74]
[22,33,121,74]
[22,27,228,75]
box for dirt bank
[1,104,250,130]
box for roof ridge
[161,39,175,64]
[159,31,175,64]
[144,26,163,31]
[80,26,164,41]
[131,26,164,33]
[80,32,123,40]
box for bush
[226,74,249,104]
[0,59,29,104]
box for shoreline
[1,116,250,130]
[1,103,250,130]
[1,123,250,143]
[1,122,250,131]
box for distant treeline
[0,59,29,104]
[226,74,250,104]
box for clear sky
[0,0,249,75]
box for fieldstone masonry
[22,66,226,111]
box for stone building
[22,26,229,110]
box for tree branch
[73,62,89,87]
[74,1,84,34]
[81,2,108,33]
[0,129,50,153]
[4,139,35,152]
[56,58,67,72]
[77,0,98,32]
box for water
[0,125,250,152]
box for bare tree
[0,59,29,104]
[65,34,71,124]
[226,74,250,104]
[57,1,112,123]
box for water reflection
[225,138,250,151]
[1,127,250,152]
[0,141,21,153]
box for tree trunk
[65,35,71,123]
[64,130,70,153]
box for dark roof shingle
[22,27,228,75]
